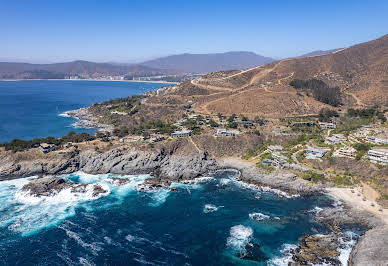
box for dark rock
[237,242,267,262]
[92,184,107,197]
[21,177,68,196]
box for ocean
[0,80,360,265]
[0,170,359,265]
[0,80,170,143]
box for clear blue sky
[1,0,387,63]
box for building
[325,136,341,145]
[268,145,283,152]
[366,136,388,144]
[326,134,346,145]
[171,130,192,138]
[319,122,337,129]
[64,142,73,148]
[272,152,288,165]
[120,136,144,143]
[188,114,198,120]
[335,146,356,158]
[305,146,330,159]
[215,128,240,137]
[39,143,55,153]
[238,120,253,127]
[366,149,388,165]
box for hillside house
[171,130,192,138]
[268,145,283,152]
[366,149,388,165]
[335,146,356,158]
[39,143,56,153]
[238,120,254,127]
[120,136,144,143]
[188,114,198,120]
[306,147,330,159]
[366,136,388,144]
[215,128,240,137]
[319,122,337,129]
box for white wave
[308,206,324,214]
[235,180,300,198]
[219,178,231,186]
[14,183,110,206]
[79,257,96,266]
[193,176,215,183]
[226,225,253,253]
[337,231,358,266]
[249,212,270,221]
[60,226,103,256]
[203,204,223,213]
[58,112,71,118]
[148,189,170,207]
[0,172,151,236]
[268,243,298,266]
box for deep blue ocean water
[0,81,360,265]
[0,170,357,265]
[0,80,170,143]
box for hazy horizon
[1,0,387,63]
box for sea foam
[249,212,270,221]
[0,172,150,235]
[226,225,253,253]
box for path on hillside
[196,62,297,114]
[344,90,364,106]
[189,137,201,152]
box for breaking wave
[249,212,270,221]
[226,225,253,254]
[0,172,150,235]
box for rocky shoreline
[0,144,387,265]
[64,107,113,132]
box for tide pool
[0,80,170,142]
[0,170,357,265]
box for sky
[1,0,388,63]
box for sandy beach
[327,184,388,224]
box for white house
[366,149,388,165]
[171,130,192,138]
[366,136,388,144]
[319,122,337,129]
[215,128,240,137]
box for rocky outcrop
[350,225,388,266]
[218,157,321,195]
[65,107,113,131]
[0,147,218,182]
[292,234,341,265]
[20,176,107,197]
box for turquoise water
[0,80,169,143]
[0,170,354,265]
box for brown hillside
[150,34,388,118]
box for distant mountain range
[140,51,275,74]
[0,61,171,79]
[298,48,340,58]
[1,49,351,80]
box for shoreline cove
[0,169,367,265]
